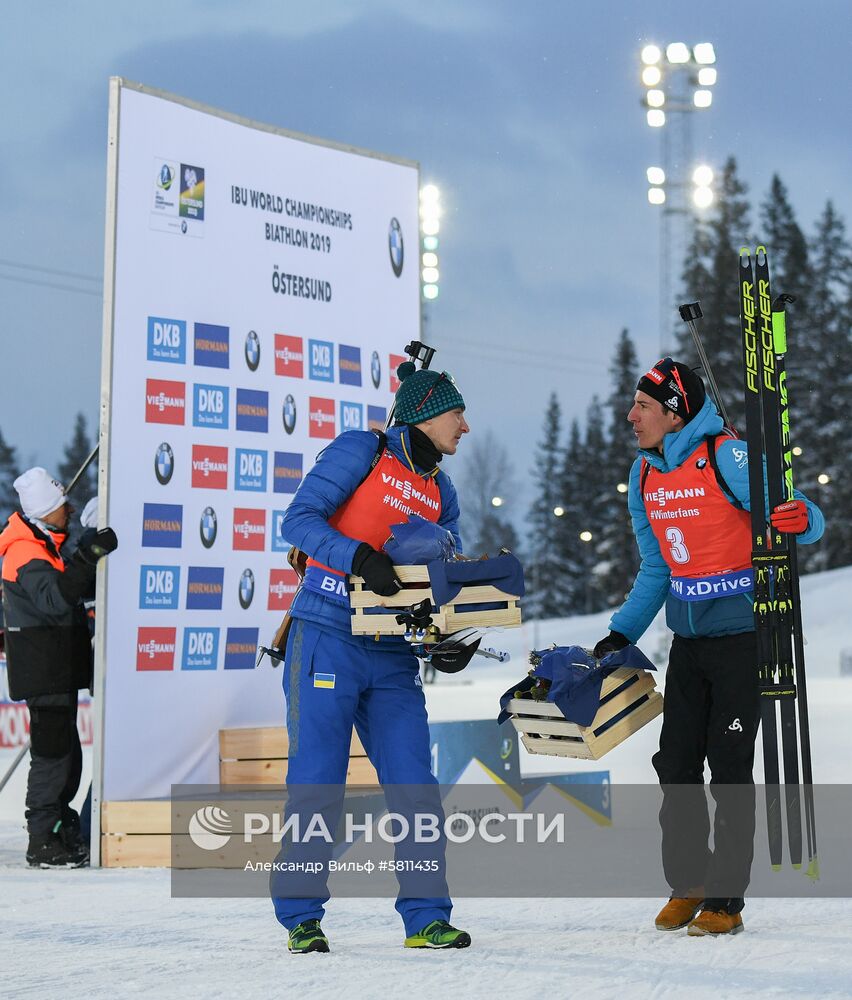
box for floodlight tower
[640,42,718,351]
[419,185,441,335]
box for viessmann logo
[309,397,335,439]
[136,627,177,671]
[274,334,304,378]
[145,379,186,425]
[643,486,706,508]
[268,569,299,611]
[191,445,229,489]
[233,508,266,551]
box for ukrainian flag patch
[313,673,336,689]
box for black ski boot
[26,830,89,868]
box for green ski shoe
[404,919,471,950]
[287,919,330,954]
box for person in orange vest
[593,359,824,936]
[0,468,117,867]
[271,363,471,953]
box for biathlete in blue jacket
[593,358,824,937]
[271,363,472,954]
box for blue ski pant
[270,620,452,936]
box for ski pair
[737,246,817,877]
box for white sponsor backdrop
[99,80,418,803]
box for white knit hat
[14,467,67,520]
[80,496,99,529]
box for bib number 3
[665,526,690,565]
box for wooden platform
[505,667,663,760]
[101,725,379,867]
[350,564,522,636]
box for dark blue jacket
[282,426,462,649]
[609,397,825,642]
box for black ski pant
[25,692,82,837]
[651,632,760,914]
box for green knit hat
[393,363,466,424]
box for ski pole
[0,740,29,797]
[678,302,735,432]
[65,444,99,496]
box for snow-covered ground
[2,566,851,998]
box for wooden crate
[349,564,522,636]
[100,726,379,867]
[218,725,378,785]
[505,667,663,760]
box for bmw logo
[370,350,381,389]
[245,330,261,372]
[155,442,174,485]
[157,164,173,190]
[500,737,514,760]
[697,458,707,469]
[200,506,217,548]
[282,394,297,434]
[388,218,404,277]
[181,220,188,234]
[239,569,255,609]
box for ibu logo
[224,627,259,670]
[194,322,230,369]
[147,317,186,363]
[367,405,387,432]
[193,384,229,429]
[181,628,220,670]
[235,388,269,433]
[340,401,363,432]
[271,509,289,552]
[186,566,224,611]
[139,565,180,610]
[235,448,267,492]
[308,339,334,382]
[338,344,362,386]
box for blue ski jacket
[281,425,462,649]
[609,396,825,642]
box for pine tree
[760,175,811,301]
[796,201,852,570]
[526,394,568,618]
[459,429,521,557]
[676,157,752,431]
[597,330,641,608]
[553,419,588,614]
[0,428,20,526]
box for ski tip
[739,246,751,261]
[806,857,821,881]
[792,863,802,870]
[771,864,783,873]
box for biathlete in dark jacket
[271,363,472,954]
[0,468,117,868]
[593,358,824,937]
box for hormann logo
[338,344,362,386]
[147,317,186,364]
[268,569,299,611]
[274,334,304,378]
[380,473,440,511]
[367,405,387,432]
[186,566,224,611]
[644,486,706,508]
[136,627,177,671]
[224,627,258,670]
[741,273,758,394]
[191,445,229,490]
[194,322,230,369]
[309,397,335,440]
[145,379,186,425]
[235,388,269,433]
[141,502,183,548]
[232,508,266,551]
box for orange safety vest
[0,512,66,582]
[642,440,752,587]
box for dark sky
[2,1,850,519]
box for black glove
[78,527,119,565]
[593,630,630,660]
[351,543,402,597]
[57,554,97,605]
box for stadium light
[553,506,565,517]
[693,42,716,64]
[648,188,666,205]
[641,45,662,65]
[647,166,666,185]
[698,67,717,86]
[491,496,503,507]
[693,90,713,109]
[647,109,666,127]
[666,42,690,64]
[646,89,665,108]
[616,482,628,494]
[420,185,441,301]
[579,530,593,542]
[818,473,831,485]
[642,66,662,87]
